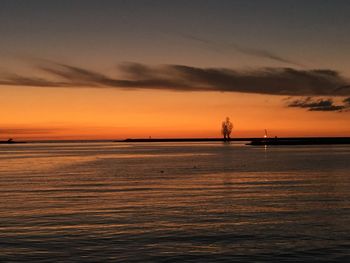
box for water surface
[0,142,349,262]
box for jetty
[248,137,350,146]
[118,137,350,145]
[0,139,27,144]
[120,138,246,142]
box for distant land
[0,139,27,144]
[118,137,350,145]
[119,138,251,142]
[1,137,350,145]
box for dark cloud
[287,97,349,112]
[343,97,350,105]
[1,62,349,98]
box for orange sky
[1,86,349,140]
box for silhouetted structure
[248,137,350,145]
[221,117,233,141]
[120,137,350,144]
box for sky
[1,0,350,139]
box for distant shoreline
[0,141,27,144]
[118,137,350,145]
[1,137,350,145]
[119,138,251,142]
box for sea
[0,141,349,262]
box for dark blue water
[0,142,349,262]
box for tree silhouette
[221,117,233,141]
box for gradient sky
[1,0,350,139]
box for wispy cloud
[178,33,303,67]
[0,73,69,87]
[343,97,350,105]
[1,61,349,97]
[287,97,350,112]
[230,43,304,67]
[1,61,350,113]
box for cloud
[0,73,69,87]
[343,97,350,105]
[1,61,349,98]
[287,97,350,112]
[178,33,303,67]
[230,43,304,67]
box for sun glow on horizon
[1,86,349,140]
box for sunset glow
[1,2,350,262]
[1,1,349,140]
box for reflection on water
[0,142,349,262]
